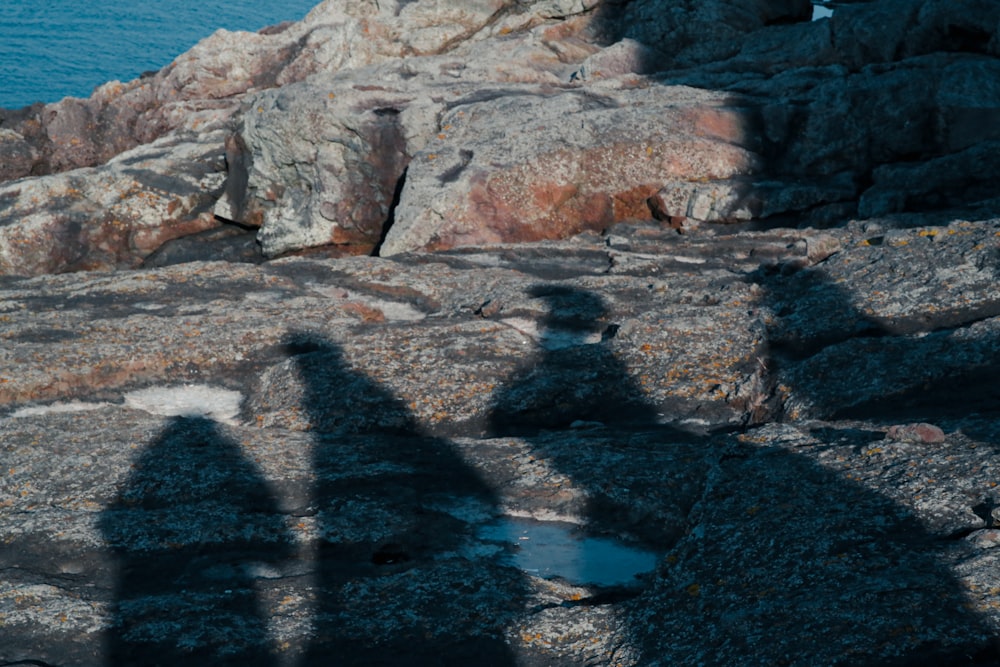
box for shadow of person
[488,284,659,437]
[485,282,1000,663]
[99,415,293,666]
[288,333,520,666]
[632,425,1000,665]
[675,260,1000,664]
[748,256,1000,426]
[486,285,689,569]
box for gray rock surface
[2,0,1000,665]
[4,0,999,272]
[4,218,1000,665]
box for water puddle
[812,1,834,20]
[478,517,660,588]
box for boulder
[0,1,483,180]
[212,17,607,257]
[609,0,814,67]
[381,83,762,255]
[214,76,440,257]
[5,0,1000,272]
[0,130,230,275]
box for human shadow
[99,415,294,666]
[488,284,658,436]
[632,426,1000,666]
[749,256,1000,425]
[289,333,520,666]
[714,256,1000,663]
[485,281,1000,663]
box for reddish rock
[381,83,762,255]
[0,133,227,276]
[886,423,947,444]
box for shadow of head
[529,284,610,338]
[277,330,418,435]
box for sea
[0,0,322,109]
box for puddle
[812,1,834,20]
[478,517,660,588]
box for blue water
[0,0,321,109]
[478,517,660,588]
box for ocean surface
[0,0,322,109]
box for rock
[757,219,1000,421]
[214,75,437,257]
[647,177,761,224]
[859,139,1000,218]
[140,224,264,268]
[633,422,1000,665]
[885,422,947,444]
[5,0,1000,270]
[3,0,1000,663]
[218,0,1000,260]
[609,0,815,67]
[0,226,786,432]
[0,0,606,182]
[381,83,762,255]
[0,128,40,181]
[4,221,1000,664]
[213,17,608,257]
[0,130,229,275]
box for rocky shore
[2,0,1000,664]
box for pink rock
[381,83,762,255]
[0,136,226,276]
[885,423,946,444]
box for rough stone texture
[2,0,1000,664]
[0,227,779,432]
[608,0,814,66]
[757,218,1000,421]
[0,129,231,275]
[4,219,1000,664]
[0,0,557,180]
[212,17,609,258]
[210,0,1000,259]
[4,0,1000,271]
[380,83,760,256]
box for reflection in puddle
[478,517,660,588]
